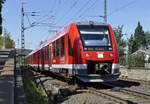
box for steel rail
[86,87,134,104]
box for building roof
[132,46,150,55]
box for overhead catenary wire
[30,0,57,27]
[62,0,92,27]
[108,0,137,16]
[55,0,78,25]
[79,0,99,18]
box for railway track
[100,83,150,104]
[85,88,132,104]
[84,86,150,104]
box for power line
[32,11,53,23]
[79,0,106,23]
[30,0,58,27]
[108,0,137,16]
[55,0,78,25]
[79,0,99,18]
[62,0,92,26]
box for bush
[148,58,150,63]
[128,54,145,67]
[23,73,49,104]
[119,55,127,66]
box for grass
[23,71,50,104]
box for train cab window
[61,37,65,56]
[68,35,73,56]
[53,42,56,57]
[56,39,59,57]
[77,25,112,51]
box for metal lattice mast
[21,3,25,56]
[104,0,107,23]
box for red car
[25,21,120,82]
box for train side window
[40,50,42,60]
[45,47,47,60]
[68,35,73,56]
[56,39,59,57]
[33,53,36,61]
[37,51,39,60]
[46,47,48,60]
[43,47,46,60]
[39,51,40,60]
[53,42,56,57]
[61,37,65,56]
[31,56,32,62]
[47,46,49,60]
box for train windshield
[78,25,112,51]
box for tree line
[114,21,150,67]
[0,0,15,50]
[0,28,15,49]
[0,0,5,35]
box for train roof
[26,21,109,57]
[26,23,71,57]
[75,21,108,26]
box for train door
[49,45,52,68]
[56,39,60,64]
[60,36,65,64]
[67,34,74,75]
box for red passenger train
[25,21,120,82]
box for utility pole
[104,0,107,23]
[21,1,25,65]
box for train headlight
[110,54,113,56]
[86,53,89,57]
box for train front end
[75,22,120,82]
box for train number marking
[98,53,103,58]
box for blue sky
[2,0,150,49]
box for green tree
[0,0,6,35]
[113,25,127,65]
[128,34,136,54]
[133,22,146,52]
[0,28,15,49]
[144,31,150,47]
